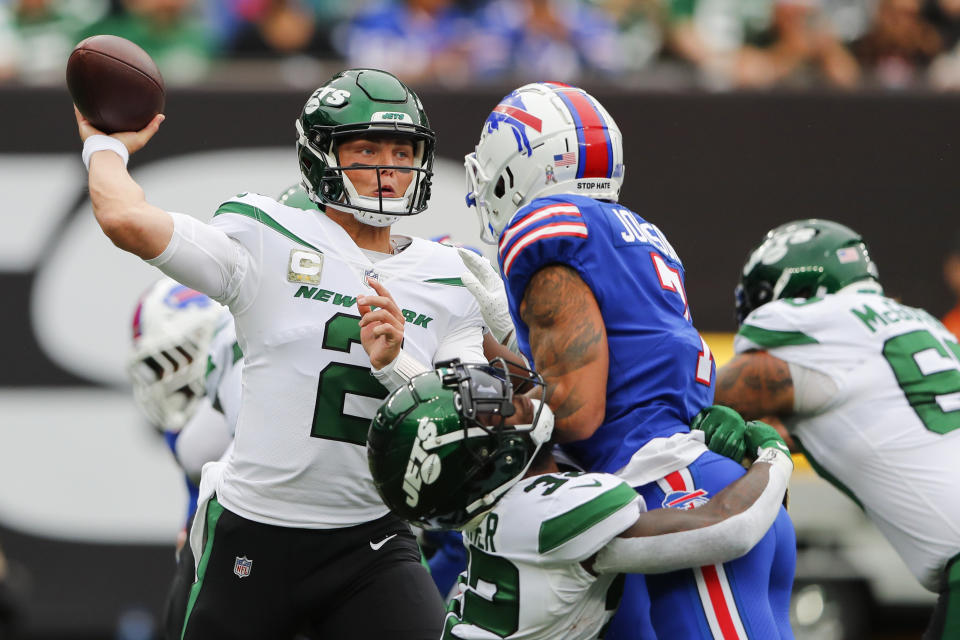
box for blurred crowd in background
[2,0,960,91]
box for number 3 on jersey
[311,313,389,445]
[651,252,713,387]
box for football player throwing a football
[461,82,797,639]
[77,69,488,639]
[712,220,960,640]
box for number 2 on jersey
[650,252,713,387]
[883,329,960,435]
[311,313,389,445]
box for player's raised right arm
[76,106,172,259]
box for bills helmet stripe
[132,302,144,339]
[501,223,588,277]
[553,88,612,180]
[492,104,543,133]
[498,203,581,254]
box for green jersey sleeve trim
[231,342,243,364]
[538,483,637,554]
[737,324,819,348]
[214,201,321,253]
[423,277,465,287]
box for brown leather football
[67,35,165,134]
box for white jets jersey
[445,472,641,640]
[170,193,484,528]
[736,292,960,591]
[203,312,243,436]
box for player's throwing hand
[358,277,406,370]
[74,105,164,154]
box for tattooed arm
[518,264,608,443]
[715,351,796,449]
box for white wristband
[371,349,431,391]
[82,134,129,171]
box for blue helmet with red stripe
[465,82,624,243]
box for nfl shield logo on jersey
[233,556,253,578]
[363,269,380,287]
[662,489,710,510]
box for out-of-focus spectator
[334,0,475,85]
[941,233,960,339]
[855,0,943,87]
[664,0,860,88]
[662,0,780,88]
[765,0,860,87]
[470,0,630,82]
[585,0,665,74]
[926,0,960,86]
[226,0,344,59]
[80,0,215,85]
[0,0,107,84]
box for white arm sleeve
[788,360,839,415]
[371,324,486,391]
[145,212,258,312]
[593,448,792,575]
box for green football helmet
[736,219,880,324]
[367,359,552,530]
[295,68,436,227]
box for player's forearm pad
[593,447,792,575]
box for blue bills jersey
[497,194,715,472]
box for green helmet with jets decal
[736,219,881,324]
[295,68,436,227]
[367,359,553,530]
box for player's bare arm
[358,277,406,370]
[520,264,608,442]
[75,107,172,259]
[715,350,795,420]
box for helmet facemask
[368,359,552,531]
[297,120,435,227]
[127,279,225,432]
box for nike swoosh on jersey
[572,480,603,489]
[369,533,398,551]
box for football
[67,35,165,134]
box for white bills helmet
[127,278,226,432]
[465,82,625,244]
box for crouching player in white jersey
[367,360,794,640]
[76,68,489,639]
[710,219,960,640]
